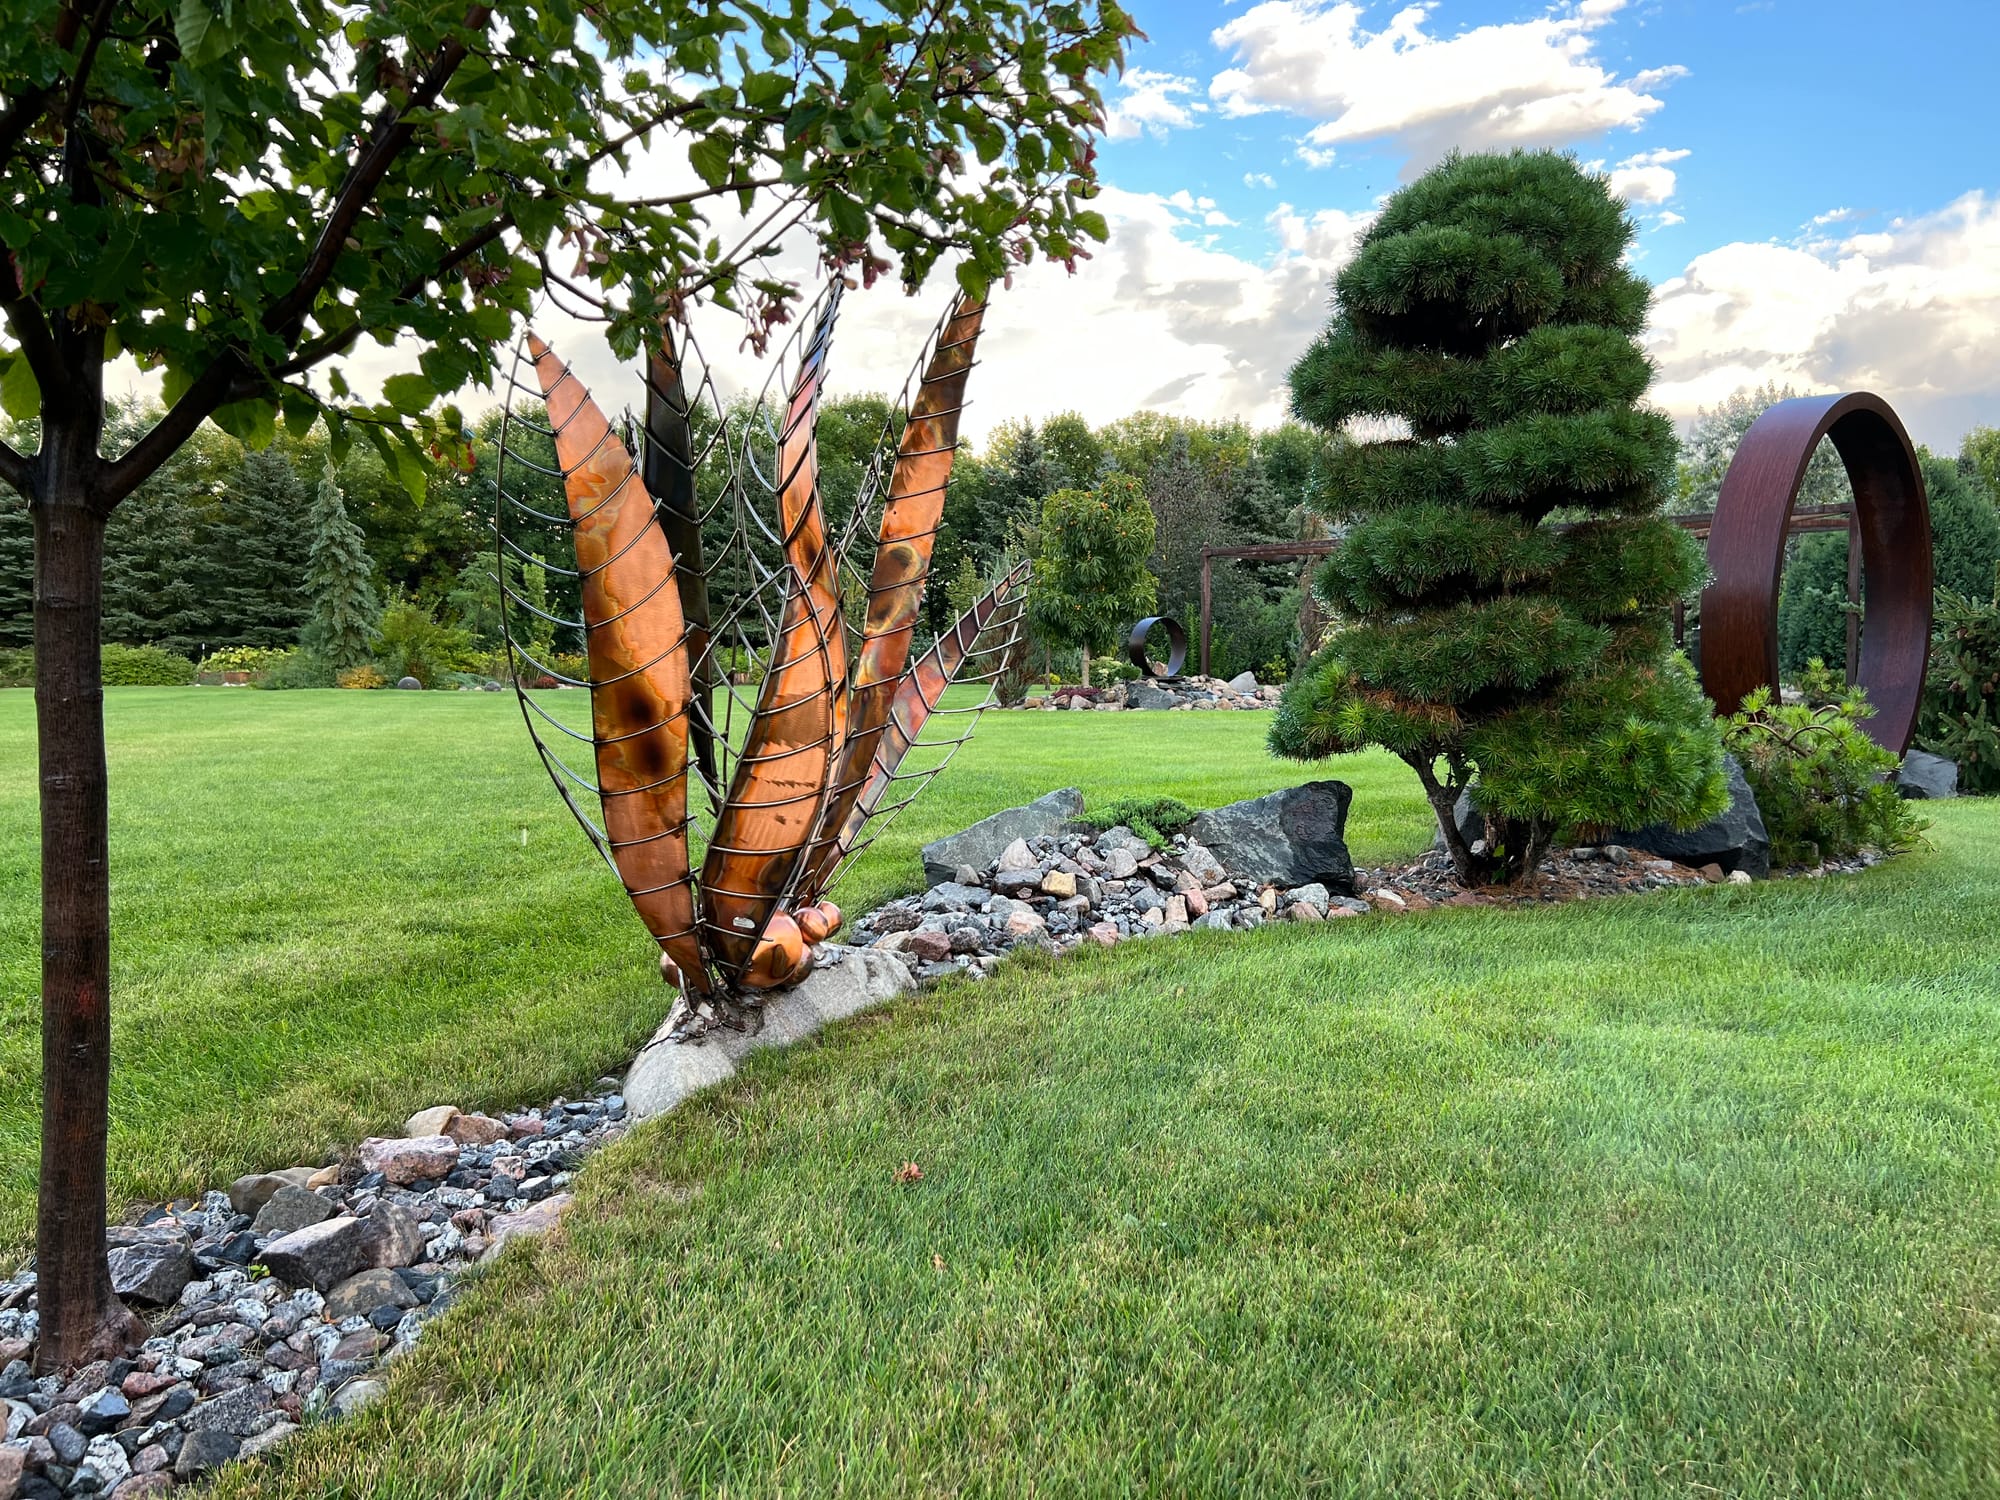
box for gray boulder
[260,1216,372,1292]
[1894,748,1958,800]
[1126,681,1177,711]
[1225,671,1259,695]
[919,788,1083,886]
[106,1239,193,1307]
[1187,781,1355,893]
[396,676,422,690]
[1607,753,1771,878]
[251,1185,332,1237]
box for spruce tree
[0,480,31,649]
[302,462,381,670]
[1273,150,1725,884]
[197,448,309,648]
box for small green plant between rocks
[1078,795,1197,849]
[1722,684,1927,866]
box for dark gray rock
[74,1387,128,1437]
[251,1186,332,1237]
[1126,681,1177,710]
[396,676,422,690]
[106,1240,193,1307]
[1187,781,1355,893]
[323,1269,417,1323]
[259,1217,371,1292]
[180,1383,268,1439]
[172,1427,240,1479]
[45,1421,86,1466]
[919,788,1084,886]
[227,1169,313,1217]
[1607,753,1771,879]
[1894,748,1958,800]
[360,1203,425,1270]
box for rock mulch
[1028,673,1282,713]
[1,1093,625,1498]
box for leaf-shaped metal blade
[528,334,709,995]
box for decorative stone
[1606,753,1771,879]
[1189,781,1355,893]
[1126,681,1177,710]
[1086,922,1119,946]
[361,1204,426,1270]
[395,676,422,690]
[1004,908,1047,937]
[323,1270,417,1323]
[902,930,952,963]
[252,1186,333,1237]
[331,1380,385,1417]
[77,1434,131,1494]
[107,1240,194,1307]
[482,1195,574,1260]
[995,838,1037,872]
[1226,671,1259,694]
[1894,748,1958,800]
[238,1421,299,1460]
[181,1382,269,1438]
[442,1111,508,1146]
[0,1447,23,1500]
[259,1217,372,1292]
[357,1136,460,1187]
[173,1427,240,1478]
[227,1169,314,1217]
[919,787,1084,885]
[624,946,915,1119]
[1039,870,1077,899]
[75,1386,130,1438]
[403,1105,460,1138]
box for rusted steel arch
[1127,616,1187,681]
[1700,391,1932,754]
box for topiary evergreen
[301,461,381,670]
[1272,150,1726,883]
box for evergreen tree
[302,463,382,670]
[195,448,308,648]
[0,477,30,649]
[1144,432,1228,634]
[1677,383,1851,515]
[1029,473,1156,686]
[1273,150,1726,884]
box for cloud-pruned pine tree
[1272,150,1726,884]
[302,462,380,671]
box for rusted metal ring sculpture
[1127,616,1187,680]
[1701,392,1932,754]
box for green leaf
[688,133,733,189]
[381,373,434,416]
[212,397,278,450]
[0,353,39,423]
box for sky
[382,0,2000,453]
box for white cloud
[1648,190,2000,445]
[1209,0,1684,176]
[1244,172,1277,189]
[1654,210,1685,228]
[1602,146,1690,205]
[1103,68,1206,141]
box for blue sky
[834,0,2000,449]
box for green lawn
[9,689,2000,1496]
[0,687,1422,1256]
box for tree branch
[0,435,30,497]
[0,246,63,394]
[0,4,84,168]
[58,0,120,134]
[97,352,254,507]
[262,5,492,341]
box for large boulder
[919,788,1083,886]
[1894,748,1958,800]
[1187,781,1355,893]
[1126,681,1177,711]
[1607,753,1771,878]
[1225,671,1259,695]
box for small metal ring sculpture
[1127,616,1187,680]
[1701,392,1932,754]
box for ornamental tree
[1,0,1133,1371]
[1030,471,1155,685]
[1272,150,1725,884]
[302,462,380,670]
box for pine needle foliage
[1272,151,1725,883]
[302,462,381,671]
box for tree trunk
[31,490,142,1373]
[1080,649,1091,688]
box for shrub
[1722,684,1925,865]
[372,598,472,687]
[1271,150,1725,884]
[197,645,291,676]
[255,649,339,690]
[1919,576,2000,794]
[100,644,196,686]
[1080,795,1196,850]
[0,648,31,689]
[337,664,386,690]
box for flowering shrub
[336,664,386,690]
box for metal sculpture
[1126,616,1187,680]
[1701,392,1933,754]
[495,283,1029,1035]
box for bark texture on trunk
[30,491,142,1373]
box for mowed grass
[211,799,2000,1498]
[0,687,1422,1256]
